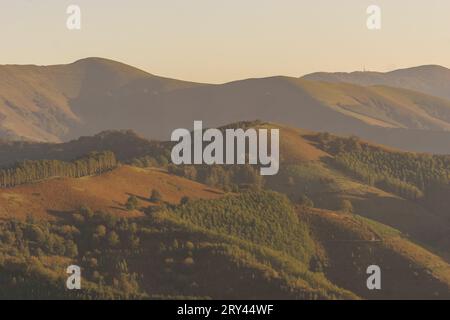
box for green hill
[0,121,450,299]
[0,191,356,300]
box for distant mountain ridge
[3,58,450,153]
[302,65,450,100]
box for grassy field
[0,165,224,220]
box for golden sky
[1,0,450,83]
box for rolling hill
[0,122,449,299]
[3,59,450,153]
[303,64,450,101]
[167,121,450,257]
[0,165,224,220]
[0,58,201,142]
[302,207,450,299]
[0,129,166,168]
[1,123,449,255]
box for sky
[1,0,450,83]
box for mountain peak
[73,57,116,64]
[70,57,152,77]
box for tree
[339,199,354,213]
[125,195,138,211]
[180,196,190,205]
[150,189,162,203]
[80,206,94,220]
[65,240,79,258]
[107,231,120,247]
[0,151,117,188]
[95,225,107,238]
[183,257,195,266]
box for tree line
[0,151,117,188]
[315,133,450,200]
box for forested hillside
[0,191,357,300]
[0,130,169,168]
[0,121,449,299]
[311,133,450,221]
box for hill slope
[303,65,450,101]
[1,122,449,253]
[302,207,450,299]
[0,165,224,220]
[4,59,450,153]
[0,122,449,299]
[169,121,450,255]
[0,58,202,142]
[0,129,166,168]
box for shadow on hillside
[109,199,129,212]
[202,188,224,195]
[47,209,75,221]
[125,192,151,203]
[352,192,450,256]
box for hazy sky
[1,0,450,83]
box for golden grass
[0,165,224,220]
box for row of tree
[0,151,117,188]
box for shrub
[150,189,162,203]
[125,196,139,211]
[339,199,354,213]
[180,196,190,205]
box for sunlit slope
[291,79,450,131]
[0,190,358,300]
[303,64,450,101]
[0,166,224,220]
[238,122,450,254]
[151,191,358,299]
[4,59,450,153]
[0,58,201,142]
[0,120,449,299]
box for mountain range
[3,58,450,153]
[2,58,450,299]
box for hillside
[169,121,450,256]
[302,207,450,299]
[303,65,450,101]
[0,165,224,220]
[0,190,358,300]
[0,129,167,168]
[1,122,449,255]
[0,58,202,142]
[0,121,449,299]
[4,59,450,153]
[1,177,449,299]
[295,79,450,131]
